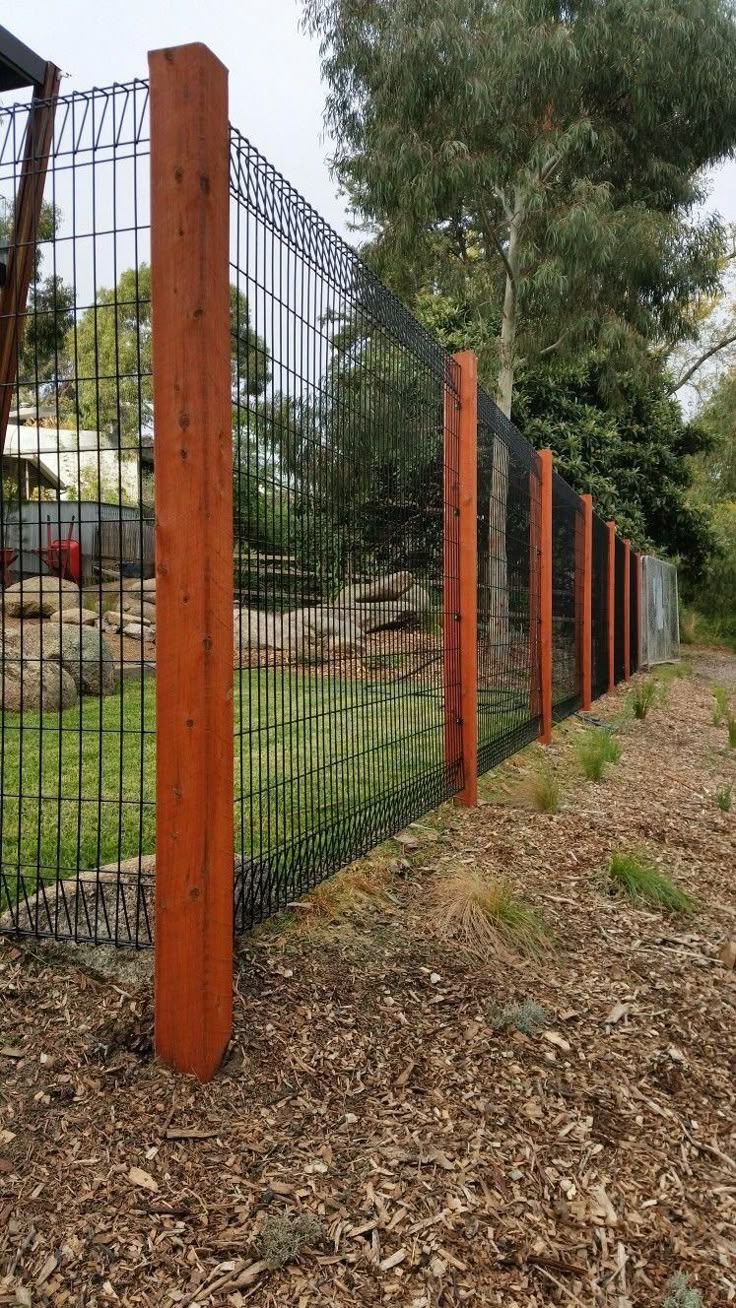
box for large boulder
[233,605,364,664]
[336,573,431,632]
[1,641,78,712]
[48,607,98,627]
[3,575,80,619]
[12,625,119,696]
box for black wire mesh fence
[476,388,540,774]
[0,82,154,945]
[551,470,583,722]
[614,536,626,685]
[591,514,610,699]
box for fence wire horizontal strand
[0,82,153,946]
[229,128,461,931]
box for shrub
[607,850,697,914]
[712,685,729,727]
[434,870,550,962]
[662,1272,703,1308]
[491,998,548,1035]
[716,783,733,812]
[631,679,656,720]
[577,728,621,782]
[257,1213,324,1270]
[526,761,560,813]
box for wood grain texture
[444,352,477,806]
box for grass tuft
[577,728,621,782]
[662,1271,703,1308]
[607,850,697,914]
[727,714,736,749]
[490,998,548,1035]
[716,783,733,813]
[712,685,729,727]
[631,678,656,720]
[525,760,560,813]
[257,1213,324,1270]
[433,870,550,962]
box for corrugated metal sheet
[2,500,154,584]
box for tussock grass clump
[607,850,697,914]
[577,728,621,782]
[712,684,729,726]
[663,1272,703,1308]
[491,997,548,1035]
[727,714,736,749]
[631,678,656,720]
[525,760,560,813]
[434,870,550,962]
[716,783,733,812]
[258,1213,324,1269]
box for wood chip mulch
[1,647,735,1307]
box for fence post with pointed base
[538,449,553,745]
[580,493,592,711]
[149,42,234,1082]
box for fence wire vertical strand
[0,82,153,945]
[591,513,609,700]
[475,389,541,774]
[550,470,583,722]
[614,536,626,684]
[228,128,462,932]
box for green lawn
[0,668,449,879]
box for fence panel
[551,471,583,721]
[640,555,679,667]
[591,513,609,699]
[476,390,541,772]
[629,550,639,674]
[229,130,463,931]
[0,83,153,945]
[614,535,626,684]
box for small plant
[607,850,697,914]
[526,760,560,813]
[716,783,733,812]
[727,714,736,749]
[577,728,621,782]
[631,678,656,720]
[662,1271,703,1308]
[434,870,550,962]
[491,998,548,1035]
[712,685,729,727]
[257,1213,324,1270]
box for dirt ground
[1,647,735,1307]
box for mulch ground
[1,647,735,1307]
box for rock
[233,605,364,664]
[3,575,80,618]
[337,574,431,632]
[123,623,154,642]
[48,607,98,627]
[1,643,78,712]
[121,597,157,623]
[12,625,118,696]
[718,939,736,970]
[122,576,156,594]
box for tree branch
[538,331,569,357]
[668,328,736,394]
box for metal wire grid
[591,513,609,699]
[629,551,639,674]
[641,555,679,667]
[551,470,583,722]
[0,83,154,945]
[614,536,626,684]
[476,386,541,774]
[229,127,462,931]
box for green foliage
[712,685,729,726]
[607,850,697,913]
[527,761,560,813]
[0,200,75,387]
[577,728,621,781]
[631,679,657,720]
[727,714,736,749]
[715,783,732,812]
[490,998,548,1035]
[662,1271,703,1308]
[257,1213,323,1269]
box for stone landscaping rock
[121,597,157,623]
[3,575,80,618]
[123,623,155,642]
[233,605,364,664]
[336,572,431,632]
[48,607,99,627]
[1,644,78,712]
[15,624,119,697]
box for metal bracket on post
[149,42,234,1081]
[580,493,593,711]
[538,449,553,745]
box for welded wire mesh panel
[629,551,639,674]
[551,471,582,721]
[640,555,679,667]
[591,514,609,699]
[229,129,462,930]
[614,536,626,684]
[476,390,541,773]
[0,84,153,945]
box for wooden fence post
[443,351,477,806]
[538,449,553,745]
[149,43,234,1081]
[580,493,592,711]
[623,538,631,680]
[606,521,616,692]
